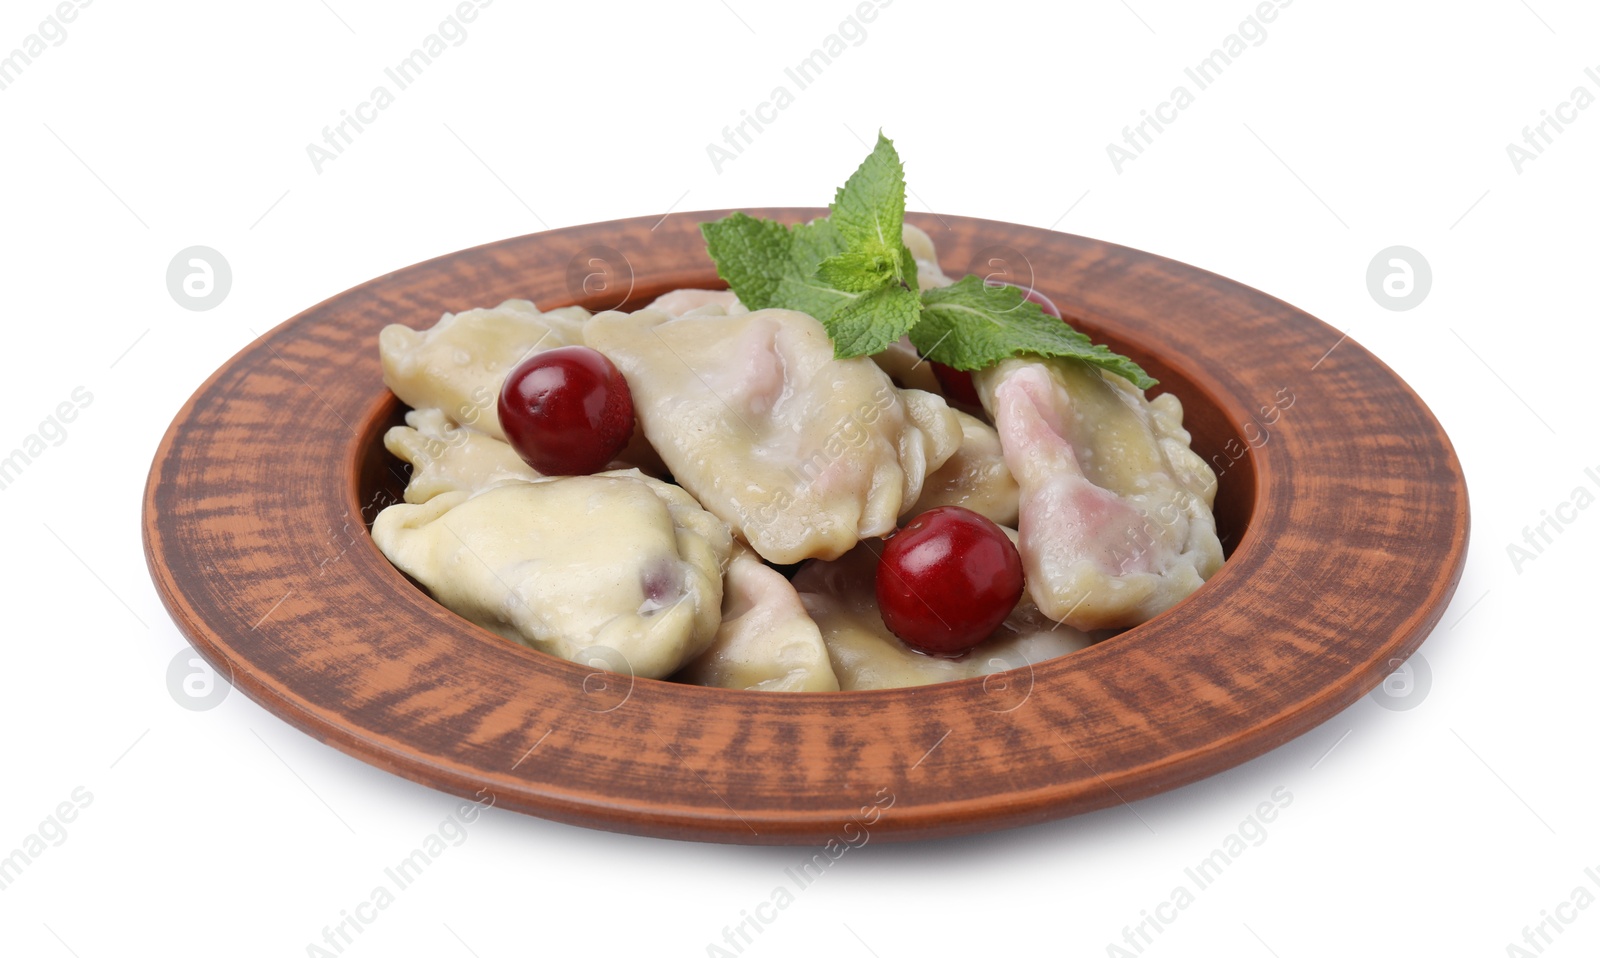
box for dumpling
[792,541,1093,691]
[371,471,732,679]
[870,335,942,394]
[676,545,840,692]
[384,407,540,503]
[977,357,1223,631]
[897,388,966,505]
[905,409,1019,526]
[379,299,590,440]
[584,306,963,563]
[646,289,749,319]
[902,223,954,291]
[902,222,939,263]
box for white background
[1,1,1595,955]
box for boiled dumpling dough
[384,407,540,503]
[905,409,1019,526]
[902,223,954,292]
[791,540,1093,691]
[870,335,941,394]
[584,306,963,563]
[646,289,749,319]
[976,357,1222,630]
[898,388,965,506]
[371,471,732,679]
[676,545,840,692]
[379,299,590,440]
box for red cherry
[932,361,982,407]
[929,283,1062,407]
[875,506,1025,657]
[498,346,634,475]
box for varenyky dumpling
[792,540,1094,691]
[384,407,540,503]
[977,357,1223,630]
[870,335,942,394]
[379,299,590,440]
[676,544,840,692]
[584,306,963,564]
[371,469,732,679]
[645,289,749,319]
[905,409,1020,526]
[902,223,954,292]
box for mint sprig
[702,135,918,357]
[915,277,1154,387]
[699,132,1155,390]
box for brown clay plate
[142,209,1469,844]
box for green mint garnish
[700,132,1155,389]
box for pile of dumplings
[371,226,1224,692]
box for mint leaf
[700,213,793,310]
[899,244,919,289]
[788,216,847,271]
[771,256,920,356]
[816,248,897,292]
[773,272,860,323]
[703,136,921,359]
[823,283,922,358]
[829,131,917,289]
[913,276,1157,389]
[830,133,905,247]
[702,214,847,310]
